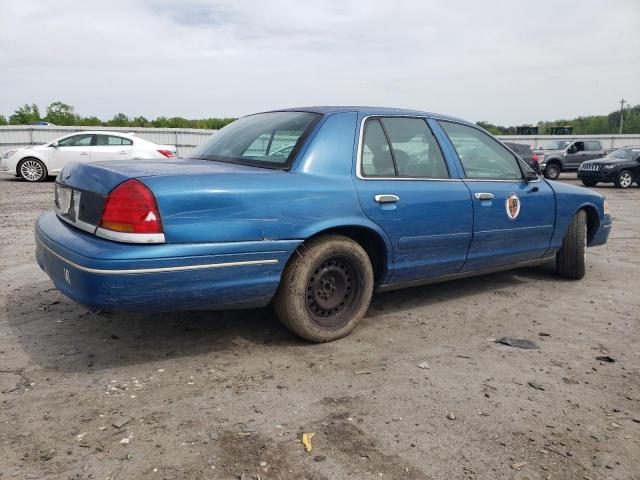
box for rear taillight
[100,179,162,234]
[532,153,539,163]
[157,149,174,158]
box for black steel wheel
[274,234,374,342]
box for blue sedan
[35,107,612,341]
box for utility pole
[619,98,626,134]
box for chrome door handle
[474,192,494,200]
[374,194,400,203]
[119,150,127,154]
[79,152,89,156]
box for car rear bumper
[35,212,301,312]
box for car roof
[265,106,472,125]
[59,131,137,139]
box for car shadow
[4,262,558,373]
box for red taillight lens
[532,153,539,162]
[100,179,162,234]
[157,149,174,158]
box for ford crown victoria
[35,107,612,341]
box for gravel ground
[1,174,638,480]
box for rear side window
[190,111,321,169]
[585,141,601,151]
[439,121,522,180]
[96,135,133,146]
[361,117,449,178]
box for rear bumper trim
[37,239,278,275]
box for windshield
[607,147,640,160]
[541,140,571,150]
[188,111,321,168]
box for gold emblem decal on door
[505,193,521,220]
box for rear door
[353,116,473,283]
[438,121,555,271]
[49,133,95,173]
[92,134,134,162]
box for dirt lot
[0,174,638,480]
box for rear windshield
[188,111,321,169]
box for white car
[0,131,177,182]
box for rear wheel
[274,234,374,342]
[556,210,587,280]
[544,163,561,180]
[581,179,597,187]
[614,170,633,188]
[18,158,48,182]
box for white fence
[497,134,640,150]
[0,125,217,157]
[2,125,639,158]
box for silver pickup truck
[535,140,605,180]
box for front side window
[58,134,93,147]
[361,117,449,178]
[189,112,320,168]
[439,121,522,180]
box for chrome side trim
[95,227,166,244]
[37,240,279,275]
[355,115,462,182]
[376,256,555,293]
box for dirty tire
[18,158,48,182]
[614,170,633,189]
[544,163,561,180]
[274,234,374,342]
[556,209,587,280]
[581,179,597,187]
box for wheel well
[304,226,388,283]
[581,206,599,243]
[546,159,562,168]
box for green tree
[131,116,150,127]
[9,104,41,124]
[108,113,130,127]
[80,116,103,126]
[45,101,79,125]
[0,114,8,125]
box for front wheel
[614,170,633,189]
[581,179,597,187]
[544,164,561,180]
[556,210,587,280]
[274,234,374,342]
[18,158,48,182]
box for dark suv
[535,140,605,180]
[578,146,640,188]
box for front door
[354,116,473,284]
[438,121,556,271]
[565,141,588,169]
[49,133,94,174]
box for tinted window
[585,141,601,151]
[361,119,395,177]
[380,118,448,178]
[58,134,93,147]
[439,121,522,180]
[96,135,133,146]
[189,112,320,168]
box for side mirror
[567,146,576,154]
[51,141,59,148]
[525,170,538,182]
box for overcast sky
[0,0,638,125]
